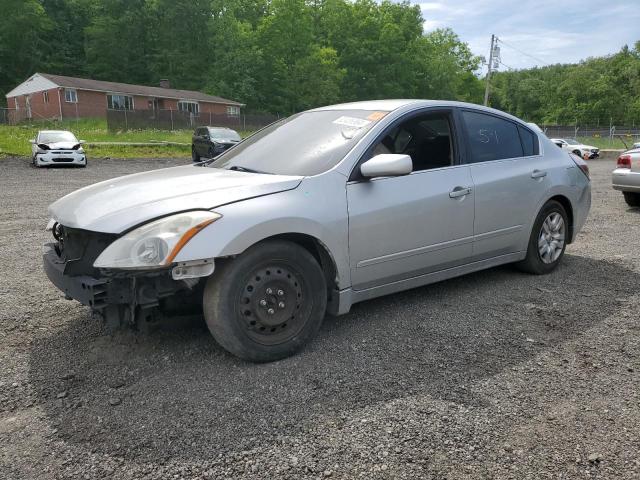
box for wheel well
[548,195,574,243]
[258,233,338,291]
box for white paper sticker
[332,116,371,129]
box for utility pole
[483,34,496,106]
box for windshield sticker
[367,111,388,121]
[333,116,371,128]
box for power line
[497,38,550,67]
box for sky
[415,0,640,72]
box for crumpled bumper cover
[43,242,110,308]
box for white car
[30,130,87,167]
[612,148,640,207]
[550,138,599,159]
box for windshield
[39,131,77,143]
[564,138,581,145]
[209,128,241,142]
[209,110,385,176]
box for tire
[623,192,640,207]
[203,240,327,362]
[191,146,200,163]
[516,200,568,275]
[572,149,581,157]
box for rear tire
[516,200,568,275]
[191,146,200,163]
[203,240,327,362]
[623,192,640,207]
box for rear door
[458,109,551,260]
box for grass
[575,136,636,150]
[0,118,253,158]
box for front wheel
[203,240,327,362]
[191,146,200,163]
[623,192,640,207]
[517,200,568,275]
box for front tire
[623,192,640,207]
[192,146,200,163]
[203,240,327,362]
[517,200,568,275]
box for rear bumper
[612,169,640,192]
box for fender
[174,171,351,288]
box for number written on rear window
[462,111,524,163]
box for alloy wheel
[538,212,565,264]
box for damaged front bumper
[43,242,201,327]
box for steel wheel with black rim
[517,200,568,274]
[203,240,327,362]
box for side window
[369,112,454,173]
[461,110,523,163]
[518,125,539,156]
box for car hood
[49,165,302,233]
[40,141,80,150]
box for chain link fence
[105,109,279,132]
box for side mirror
[554,142,563,148]
[28,139,35,144]
[360,154,412,178]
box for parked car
[192,126,241,162]
[612,148,640,206]
[43,100,591,362]
[30,130,87,167]
[549,138,599,159]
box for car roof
[38,130,74,134]
[311,99,530,125]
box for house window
[43,91,49,104]
[227,105,240,117]
[178,101,199,115]
[64,89,77,103]
[107,94,134,110]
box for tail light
[569,153,590,179]
[617,154,632,169]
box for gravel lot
[1,156,639,479]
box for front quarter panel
[175,170,351,288]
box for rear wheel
[572,149,581,157]
[191,146,200,162]
[517,200,568,275]
[623,192,640,207]
[203,240,327,362]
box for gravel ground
[0,156,639,479]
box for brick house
[5,73,244,124]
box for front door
[347,110,475,290]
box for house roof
[8,73,244,106]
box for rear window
[518,125,539,156]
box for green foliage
[1,0,482,114]
[490,43,640,125]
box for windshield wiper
[228,165,270,174]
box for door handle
[531,169,547,179]
[449,186,472,198]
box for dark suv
[191,126,242,162]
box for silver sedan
[43,100,591,362]
[612,148,640,207]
